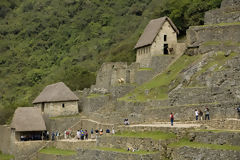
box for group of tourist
[195,108,210,121]
[76,129,88,140]
[169,107,211,126]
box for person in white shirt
[195,109,199,120]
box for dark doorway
[41,103,44,112]
[164,44,168,54]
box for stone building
[93,62,139,90]
[33,82,79,117]
[135,16,179,67]
[10,107,46,141]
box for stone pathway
[128,122,202,128]
[59,139,96,142]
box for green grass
[96,147,157,155]
[119,54,201,102]
[138,68,153,71]
[169,139,240,151]
[114,131,176,140]
[39,147,77,156]
[199,22,240,27]
[0,151,14,160]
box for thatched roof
[134,17,179,49]
[11,107,46,132]
[33,82,79,104]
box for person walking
[91,128,94,139]
[51,131,55,141]
[195,109,199,120]
[170,112,174,126]
[112,127,115,135]
[199,110,203,121]
[205,107,210,120]
[77,130,80,140]
[85,130,88,140]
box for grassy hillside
[0,0,221,124]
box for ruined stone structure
[93,62,139,90]
[33,82,79,117]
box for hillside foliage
[0,0,221,124]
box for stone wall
[188,131,240,146]
[135,70,154,85]
[221,0,240,8]
[168,146,240,160]
[0,125,13,155]
[35,101,79,117]
[206,119,240,130]
[77,148,161,160]
[80,95,110,113]
[46,116,81,135]
[204,6,240,25]
[187,24,240,48]
[49,140,96,151]
[38,153,76,160]
[94,62,138,90]
[97,136,175,152]
[14,141,47,160]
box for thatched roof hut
[134,16,179,49]
[11,107,46,132]
[33,82,79,104]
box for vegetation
[0,0,222,124]
[39,147,77,156]
[169,138,240,151]
[0,151,14,160]
[119,54,201,102]
[96,147,157,155]
[114,131,176,140]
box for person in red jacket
[170,112,174,126]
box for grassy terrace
[0,151,14,160]
[96,147,158,155]
[169,139,240,151]
[114,131,176,140]
[197,22,240,27]
[138,68,153,71]
[119,54,201,102]
[39,147,77,156]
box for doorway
[164,44,168,55]
[41,103,44,113]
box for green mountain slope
[0,0,221,124]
